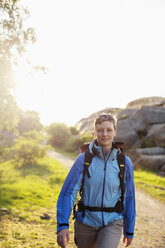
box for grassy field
[0,155,165,247]
[0,156,71,248]
[134,169,165,202]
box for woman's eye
[97,129,113,133]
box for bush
[21,130,45,143]
[17,110,43,134]
[11,137,47,167]
[46,123,71,148]
[69,126,79,135]
[64,132,94,153]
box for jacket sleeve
[123,156,136,239]
[56,153,85,233]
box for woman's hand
[57,229,70,248]
[123,236,133,247]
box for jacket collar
[89,139,120,160]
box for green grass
[134,169,165,202]
[0,156,68,210]
[0,155,164,247]
[0,156,74,248]
[54,147,78,160]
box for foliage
[46,123,71,148]
[0,129,16,161]
[0,57,20,132]
[21,130,44,143]
[0,0,36,132]
[64,132,94,153]
[10,136,47,167]
[0,0,36,60]
[69,126,79,135]
[17,110,43,134]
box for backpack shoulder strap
[84,150,93,176]
[79,150,93,195]
[117,152,125,202]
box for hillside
[76,96,165,173]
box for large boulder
[134,155,165,171]
[76,118,94,134]
[126,97,165,108]
[117,108,136,121]
[136,147,165,156]
[129,106,165,132]
[125,147,165,164]
[115,130,140,147]
[147,124,165,146]
[115,119,140,147]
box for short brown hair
[94,113,117,129]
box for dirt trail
[48,150,74,170]
[50,150,165,248]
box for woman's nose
[102,130,107,135]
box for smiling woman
[56,113,136,248]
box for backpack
[73,142,125,219]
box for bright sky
[15,0,165,126]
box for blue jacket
[57,140,136,238]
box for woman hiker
[56,113,136,248]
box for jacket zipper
[101,150,112,226]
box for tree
[65,132,94,153]
[21,130,44,143]
[17,110,43,134]
[46,123,71,148]
[69,126,79,136]
[0,0,36,131]
[0,57,19,131]
[0,0,36,61]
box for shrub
[65,132,94,153]
[17,110,43,134]
[21,130,45,143]
[11,137,47,167]
[69,126,79,135]
[46,123,71,148]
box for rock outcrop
[76,97,165,173]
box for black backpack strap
[79,151,93,195]
[117,152,125,203]
[73,150,126,218]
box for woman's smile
[95,121,117,151]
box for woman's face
[95,121,117,149]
